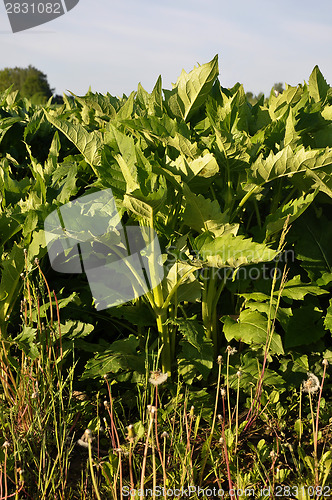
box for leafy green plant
[1,56,332,497]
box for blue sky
[1,0,331,98]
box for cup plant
[0,55,332,496]
[1,55,332,380]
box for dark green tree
[0,65,54,103]
[246,90,264,105]
[273,82,284,95]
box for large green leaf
[284,304,325,348]
[308,65,329,103]
[0,117,22,145]
[163,261,201,304]
[276,275,328,301]
[72,92,117,123]
[249,146,332,187]
[44,111,102,173]
[116,91,135,120]
[122,194,153,221]
[240,298,292,333]
[136,75,163,117]
[0,210,22,253]
[169,152,219,183]
[182,184,235,237]
[223,310,284,354]
[237,351,285,390]
[0,158,31,206]
[263,191,317,241]
[292,211,332,280]
[108,304,155,327]
[82,335,145,379]
[164,55,219,121]
[207,84,250,133]
[195,232,278,268]
[121,114,176,142]
[268,84,304,121]
[45,131,61,174]
[51,162,78,204]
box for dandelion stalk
[3,442,9,500]
[149,369,168,498]
[221,393,237,500]
[199,355,222,487]
[313,359,328,486]
[299,387,303,447]
[127,425,135,499]
[302,370,322,487]
[235,370,241,453]
[225,346,237,426]
[140,406,155,492]
[85,430,102,500]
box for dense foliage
[0,55,332,496]
[1,55,332,381]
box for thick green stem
[161,267,198,311]
[153,283,171,375]
[202,268,233,354]
[230,185,261,222]
[143,218,172,375]
[202,270,218,354]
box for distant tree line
[0,65,65,104]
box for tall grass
[0,247,331,499]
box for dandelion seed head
[77,429,94,446]
[161,431,169,439]
[322,358,329,367]
[217,355,223,365]
[148,370,168,386]
[84,429,93,441]
[114,447,125,454]
[220,388,226,397]
[302,372,320,394]
[127,425,136,439]
[147,405,157,414]
[226,345,237,355]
